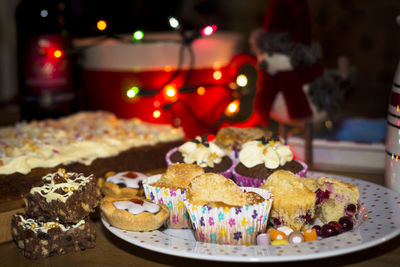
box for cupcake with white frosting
[233,136,307,187]
[166,136,234,179]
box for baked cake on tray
[0,111,184,203]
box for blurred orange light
[53,50,63,58]
[197,86,205,95]
[163,85,178,101]
[225,100,240,116]
[166,87,176,97]
[153,109,161,118]
[213,70,222,80]
[97,20,107,31]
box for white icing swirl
[113,200,160,215]
[239,139,293,169]
[16,214,85,233]
[178,136,226,168]
[30,169,93,203]
[107,171,147,188]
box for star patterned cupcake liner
[184,187,273,245]
[143,174,192,229]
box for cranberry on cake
[24,168,101,223]
[166,136,233,178]
[233,136,307,187]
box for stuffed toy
[236,0,349,127]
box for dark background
[2,0,400,124]
[70,0,400,119]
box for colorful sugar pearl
[256,233,271,246]
[267,228,287,241]
[271,239,289,245]
[287,231,305,244]
[277,226,294,236]
[303,228,318,242]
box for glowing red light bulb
[207,134,215,142]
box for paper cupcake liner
[143,174,191,229]
[165,147,235,179]
[184,187,273,245]
[232,160,308,187]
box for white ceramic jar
[385,61,400,193]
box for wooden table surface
[1,170,399,267]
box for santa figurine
[240,0,349,127]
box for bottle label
[24,34,72,93]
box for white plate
[101,172,400,262]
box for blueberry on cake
[315,177,360,224]
[259,170,316,231]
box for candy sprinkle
[271,240,289,245]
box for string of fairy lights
[91,17,251,128]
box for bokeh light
[236,74,248,87]
[97,20,107,31]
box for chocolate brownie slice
[24,169,101,223]
[11,213,96,259]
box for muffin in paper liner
[165,147,235,179]
[143,174,192,229]
[232,160,308,187]
[184,187,273,245]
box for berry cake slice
[259,170,316,231]
[316,177,360,224]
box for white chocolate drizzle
[107,171,147,188]
[15,214,85,233]
[113,200,160,215]
[30,169,93,203]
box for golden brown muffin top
[259,170,316,214]
[152,163,205,189]
[301,177,318,193]
[215,126,272,151]
[186,173,263,206]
